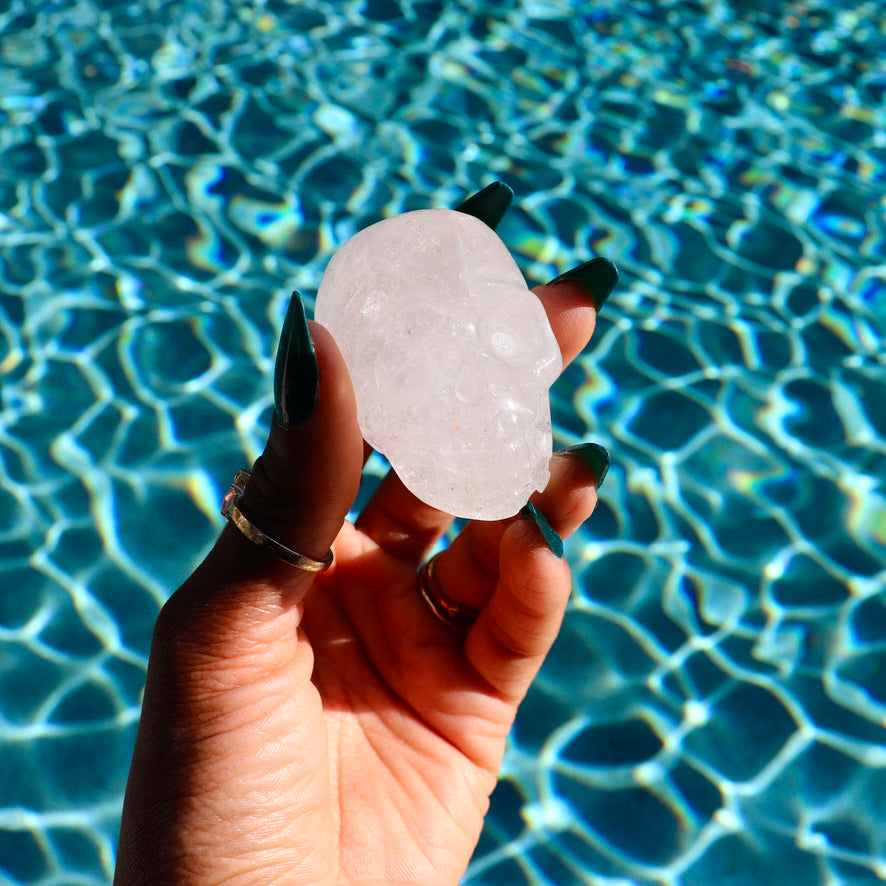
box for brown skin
[115,280,600,886]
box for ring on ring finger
[417,553,479,636]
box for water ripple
[1,0,885,884]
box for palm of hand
[130,525,501,886]
[296,522,515,884]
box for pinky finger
[464,516,573,704]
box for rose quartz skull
[315,208,561,520]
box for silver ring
[221,469,333,573]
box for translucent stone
[315,208,561,520]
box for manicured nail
[521,502,564,559]
[558,442,611,488]
[548,257,618,311]
[274,291,319,427]
[454,181,514,230]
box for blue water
[1,0,885,883]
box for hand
[114,184,617,886]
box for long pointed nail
[454,181,514,230]
[274,291,320,427]
[548,257,618,311]
[521,502,564,559]
[558,442,611,488]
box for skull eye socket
[490,328,517,355]
[479,316,522,362]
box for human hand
[114,183,617,886]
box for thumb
[116,294,361,883]
[169,292,364,619]
[235,291,364,572]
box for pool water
[1,0,885,883]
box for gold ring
[221,469,333,573]
[417,552,479,635]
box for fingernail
[558,442,611,488]
[521,502,564,559]
[274,291,319,427]
[548,257,618,311]
[454,181,514,230]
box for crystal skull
[315,208,561,520]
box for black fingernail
[548,257,619,311]
[558,442,611,488]
[274,291,319,427]
[454,181,514,230]
[521,502,564,559]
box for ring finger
[418,442,610,627]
